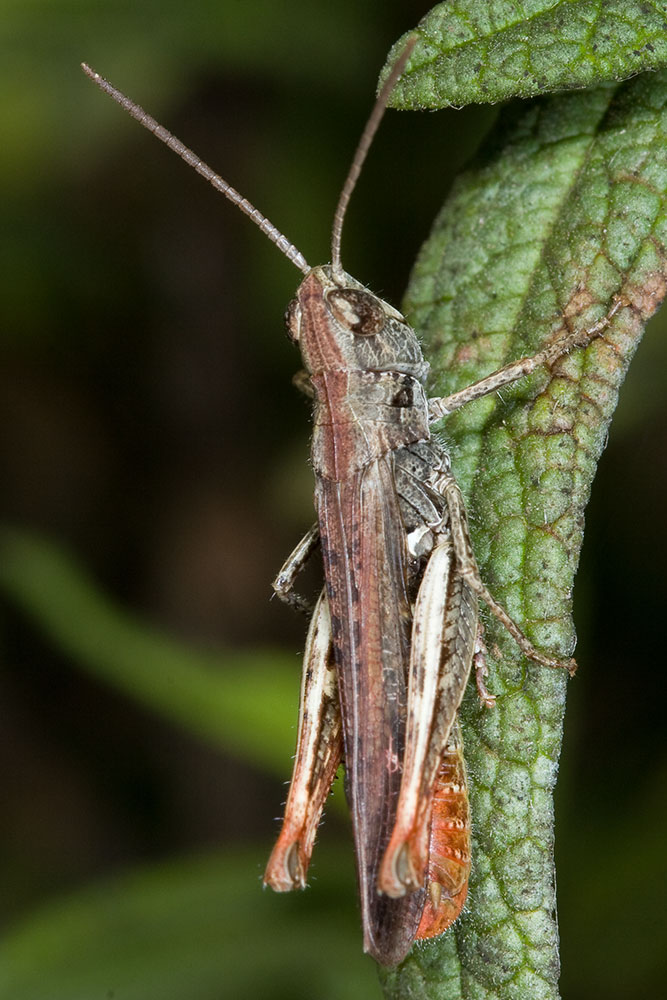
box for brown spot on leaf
[624,270,667,321]
[562,286,596,321]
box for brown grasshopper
[82,43,622,965]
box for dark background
[1,1,666,996]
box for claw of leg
[379,829,427,898]
[265,836,307,891]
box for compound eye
[284,299,301,342]
[327,288,386,336]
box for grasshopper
[83,42,623,965]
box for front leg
[272,523,320,615]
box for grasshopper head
[285,266,429,382]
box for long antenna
[330,36,416,282]
[81,63,311,276]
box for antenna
[81,63,311,276]
[330,36,416,283]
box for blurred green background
[1,1,666,997]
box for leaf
[381,71,667,997]
[384,0,667,109]
[0,527,299,776]
[0,847,378,1000]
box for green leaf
[0,847,379,1000]
[381,71,667,998]
[0,527,299,776]
[385,1,667,109]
